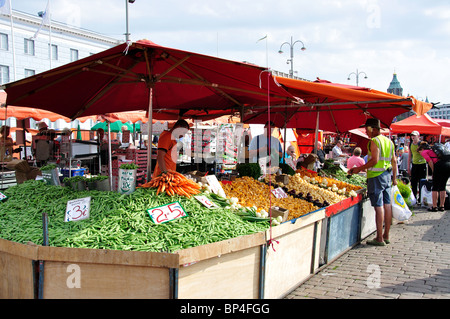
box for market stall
[1,161,367,298]
[0,39,427,300]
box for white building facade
[0,9,120,130]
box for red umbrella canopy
[244,77,432,133]
[3,40,296,121]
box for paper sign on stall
[271,187,288,199]
[147,201,188,225]
[194,195,218,209]
[205,175,225,196]
[65,197,91,222]
[0,192,7,201]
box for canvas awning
[2,39,296,121]
[244,77,433,133]
[390,113,450,136]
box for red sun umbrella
[244,77,433,133]
[3,39,296,121]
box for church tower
[387,73,403,96]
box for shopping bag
[391,185,412,221]
[420,184,433,207]
[409,191,416,206]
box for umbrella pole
[314,109,320,155]
[108,121,112,191]
[146,87,153,182]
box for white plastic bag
[409,191,417,206]
[421,184,433,207]
[391,185,412,221]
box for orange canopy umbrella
[1,91,96,123]
[390,113,450,136]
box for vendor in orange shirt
[152,119,190,178]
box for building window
[0,65,10,85]
[24,69,35,77]
[0,33,8,51]
[24,38,35,55]
[49,44,58,60]
[70,48,79,62]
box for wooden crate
[177,232,265,299]
[0,239,38,299]
[263,209,326,299]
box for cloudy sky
[11,0,450,105]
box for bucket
[118,168,137,195]
[95,178,111,191]
[71,180,87,191]
[41,168,61,186]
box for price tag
[147,201,188,224]
[271,187,288,199]
[0,192,7,201]
[205,175,225,196]
[194,195,218,209]
[65,197,91,222]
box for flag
[31,0,51,39]
[256,35,267,43]
[0,0,11,16]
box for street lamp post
[125,0,136,42]
[347,69,368,87]
[278,36,306,78]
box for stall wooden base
[1,204,356,299]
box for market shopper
[417,141,450,212]
[348,118,397,246]
[248,121,282,167]
[152,119,190,178]
[408,131,427,205]
[347,147,365,169]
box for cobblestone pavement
[285,206,450,299]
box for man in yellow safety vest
[349,118,397,246]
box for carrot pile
[140,170,201,198]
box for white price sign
[194,195,218,209]
[271,187,288,199]
[0,192,7,201]
[205,175,225,196]
[65,197,91,222]
[147,201,188,224]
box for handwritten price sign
[271,187,288,199]
[0,192,7,201]
[194,195,218,209]
[65,197,91,222]
[147,201,188,225]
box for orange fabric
[152,130,177,178]
[275,77,433,116]
[390,113,450,136]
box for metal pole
[290,36,294,78]
[146,87,153,182]
[125,0,130,42]
[108,121,112,190]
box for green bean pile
[0,180,270,253]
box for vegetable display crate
[319,198,363,265]
[0,209,327,299]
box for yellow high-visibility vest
[367,135,394,179]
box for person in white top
[332,140,348,159]
[444,138,450,152]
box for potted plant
[118,163,138,195]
